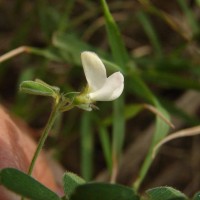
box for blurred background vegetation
[1,0,200,197]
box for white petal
[81,51,107,92]
[89,72,124,101]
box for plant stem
[28,101,61,175]
[21,98,62,200]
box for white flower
[81,51,124,102]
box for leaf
[35,79,60,93]
[137,11,162,57]
[193,192,200,200]
[29,46,65,62]
[63,172,86,199]
[129,73,170,191]
[70,183,139,200]
[112,96,125,159]
[141,71,200,91]
[53,32,100,66]
[80,112,94,181]
[100,0,130,69]
[100,0,129,182]
[98,126,112,171]
[146,186,188,200]
[125,104,143,121]
[20,80,60,98]
[0,168,60,200]
[176,0,199,36]
[137,0,190,40]
[52,32,111,67]
[133,101,170,190]
[153,125,200,158]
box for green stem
[21,98,62,200]
[28,102,61,175]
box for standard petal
[81,51,107,92]
[89,72,124,101]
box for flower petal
[89,72,124,101]
[81,51,107,92]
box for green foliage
[80,112,94,181]
[193,192,200,200]
[20,79,60,98]
[1,0,200,199]
[146,186,188,200]
[137,11,162,57]
[98,126,112,171]
[100,0,130,69]
[100,0,128,181]
[70,182,139,200]
[0,168,60,200]
[63,172,86,199]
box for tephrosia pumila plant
[22,51,124,178]
[0,51,127,200]
[2,0,200,199]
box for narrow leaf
[130,74,170,190]
[125,104,143,121]
[137,11,162,57]
[133,101,170,190]
[177,0,199,36]
[141,71,200,91]
[80,112,94,181]
[20,80,59,98]
[29,46,65,62]
[100,0,128,182]
[153,125,200,158]
[100,0,130,69]
[98,126,112,171]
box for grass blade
[100,0,129,69]
[80,112,94,181]
[137,11,163,57]
[100,0,128,182]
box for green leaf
[102,104,143,126]
[137,11,162,57]
[125,104,144,121]
[128,72,170,191]
[70,183,139,200]
[52,33,90,65]
[80,112,94,181]
[0,168,60,200]
[52,32,110,67]
[112,96,125,158]
[29,46,65,62]
[98,126,112,171]
[193,192,200,200]
[133,100,170,190]
[100,0,129,181]
[100,0,130,69]
[141,71,200,91]
[63,172,86,199]
[20,79,60,98]
[176,0,199,36]
[146,186,188,200]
